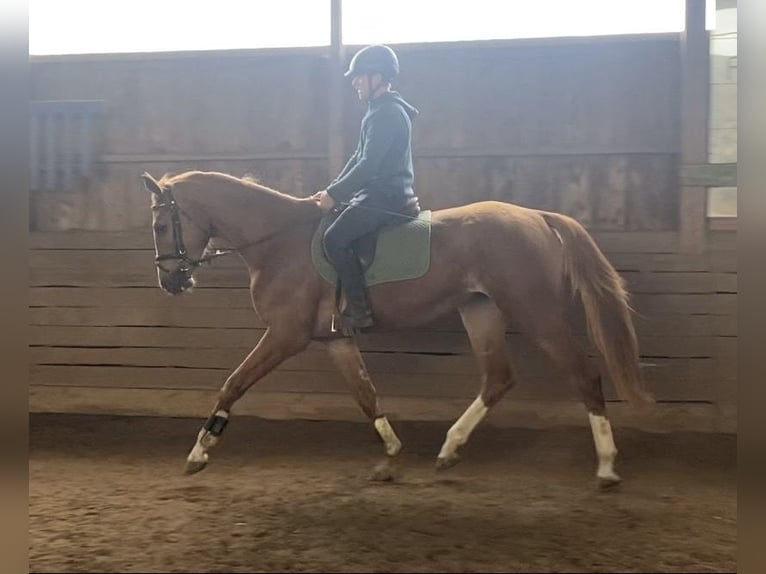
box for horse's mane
[158,170,300,200]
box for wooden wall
[28,35,737,432]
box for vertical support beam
[29,108,39,192]
[45,110,56,192]
[328,0,346,179]
[679,0,710,253]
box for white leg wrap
[374,416,402,456]
[438,396,489,459]
[588,413,619,479]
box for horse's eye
[154,223,168,234]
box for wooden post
[328,0,346,179]
[679,0,710,253]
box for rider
[314,44,421,332]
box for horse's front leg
[325,338,402,482]
[184,327,310,475]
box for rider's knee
[322,230,351,262]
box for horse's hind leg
[325,337,402,481]
[436,295,516,471]
[529,315,621,489]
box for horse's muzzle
[159,269,195,295]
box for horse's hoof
[369,459,398,482]
[435,453,460,472]
[184,459,208,476]
[597,474,622,490]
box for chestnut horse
[141,170,654,488]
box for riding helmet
[344,44,400,81]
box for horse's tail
[540,212,655,407]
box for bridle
[151,184,287,275]
[152,185,232,274]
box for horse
[140,169,654,488]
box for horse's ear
[141,172,163,196]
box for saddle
[352,227,386,272]
[310,210,432,287]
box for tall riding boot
[334,254,374,332]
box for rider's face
[352,73,381,102]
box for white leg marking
[187,429,209,463]
[438,396,489,459]
[374,416,402,456]
[186,410,228,463]
[588,413,619,480]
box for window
[343,0,715,46]
[707,1,737,219]
[29,0,331,56]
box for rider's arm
[325,105,403,204]
[330,142,361,186]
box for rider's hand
[314,190,336,213]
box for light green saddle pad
[311,210,432,286]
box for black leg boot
[334,253,374,333]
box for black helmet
[344,44,400,80]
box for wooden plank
[629,293,735,316]
[607,252,710,272]
[32,251,713,287]
[710,293,737,316]
[29,251,250,288]
[29,306,266,329]
[708,249,738,272]
[708,218,737,232]
[355,331,715,358]
[30,228,679,254]
[28,365,484,399]
[713,315,737,337]
[707,230,738,253]
[714,337,737,384]
[28,294,733,336]
[28,250,174,280]
[678,196,706,257]
[622,271,736,295]
[29,295,731,344]
[30,241,721,285]
[30,324,719,359]
[622,271,715,294]
[28,234,728,293]
[27,387,737,434]
[28,343,713,381]
[30,325,267,349]
[28,232,679,266]
[29,355,716,402]
[29,346,479,376]
[28,305,722,339]
[30,230,154,250]
[585,232,679,253]
[29,289,733,320]
[714,272,737,293]
[29,287,254,309]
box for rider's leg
[322,203,400,330]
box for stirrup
[331,311,374,337]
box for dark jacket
[326,91,419,211]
